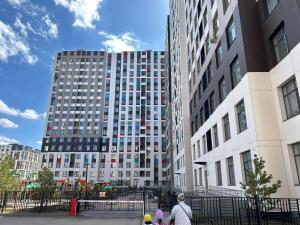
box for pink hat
[156,209,164,219]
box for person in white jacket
[168,193,192,225]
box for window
[191,122,194,135]
[292,143,300,184]
[197,0,201,17]
[227,18,236,47]
[241,150,252,184]
[201,47,205,65]
[213,124,219,147]
[216,44,223,67]
[231,57,242,88]
[282,78,300,119]
[202,135,207,154]
[223,114,231,141]
[205,35,210,55]
[265,0,278,15]
[198,82,202,99]
[207,62,213,83]
[197,140,201,158]
[213,12,219,35]
[227,157,236,186]
[219,76,227,103]
[200,107,204,125]
[271,25,289,64]
[216,161,222,186]
[194,169,198,185]
[236,100,247,132]
[209,92,215,113]
[206,130,213,152]
[203,8,208,28]
[193,144,196,160]
[223,0,231,13]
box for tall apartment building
[167,0,300,197]
[165,15,175,185]
[41,50,168,187]
[167,0,194,188]
[0,144,40,180]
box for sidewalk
[0,214,142,225]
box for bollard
[70,198,77,217]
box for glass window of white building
[227,157,236,186]
[282,78,300,119]
[236,100,247,132]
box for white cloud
[36,141,42,146]
[20,109,40,120]
[0,20,38,64]
[7,0,46,16]
[14,17,28,37]
[14,14,58,40]
[0,99,43,120]
[6,0,26,7]
[25,3,46,17]
[0,135,18,145]
[99,31,144,52]
[54,0,103,29]
[14,16,35,38]
[0,118,18,128]
[42,15,58,38]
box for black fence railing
[1,187,300,225]
[77,199,144,212]
[163,192,300,225]
[77,189,146,215]
[0,191,6,214]
[0,190,76,214]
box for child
[144,214,153,225]
[155,205,165,225]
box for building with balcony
[0,144,40,180]
[41,50,168,187]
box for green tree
[240,155,282,199]
[37,167,56,191]
[0,154,18,192]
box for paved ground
[0,214,142,225]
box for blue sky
[0,0,169,148]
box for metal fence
[0,190,76,213]
[74,189,148,218]
[163,192,300,225]
[2,187,300,225]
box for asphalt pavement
[0,214,142,225]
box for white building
[169,0,300,197]
[0,144,40,181]
[167,0,194,188]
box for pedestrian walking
[155,204,165,225]
[167,193,192,225]
[144,213,154,225]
